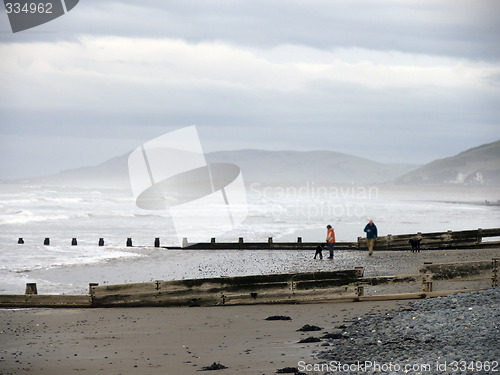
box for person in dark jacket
[363,219,378,256]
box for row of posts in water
[17,237,159,247]
[16,236,290,248]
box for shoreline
[4,247,499,295]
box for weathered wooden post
[238,237,244,249]
[71,238,77,246]
[268,237,273,249]
[154,237,160,248]
[356,286,364,297]
[44,238,50,245]
[126,238,133,247]
[98,238,105,246]
[477,228,483,244]
[18,238,24,244]
[357,236,361,250]
[297,237,302,249]
[89,283,99,294]
[446,230,453,247]
[387,234,392,250]
[25,283,37,295]
[492,258,499,287]
[422,273,433,292]
[354,267,364,278]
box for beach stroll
[364,219,378,256]
[326,225,335,259]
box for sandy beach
[1,300,405,375]
[1,247,499,375]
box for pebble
[317,287,500,374]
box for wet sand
[1,300,404,375]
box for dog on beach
[409,238,421,252]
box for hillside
[10,140,499,188]
[13,154,132,188]
[395,140,500,186]
[8,149,417,188]
[206,149,415,185]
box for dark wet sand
[0,301,405,375]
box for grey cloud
[1,0,499,179]
[2,0,499,61]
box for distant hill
[12,153,132,188]
[8,141,499,188]
[206,149,416,185]
[8,149,417,188]
[395,140,500,186]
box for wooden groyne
[90,269,362,307]
[1,259,497,308]
[357,227,500,251]
[0,295,91,308]
[14,227,500,250]
[181,227,500,250]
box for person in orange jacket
[326,224,335,259]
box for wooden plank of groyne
[92,285,360,307]
[358,288,488,301]
[211,289,489,305]
[0,295,91,308]
[357,275,420,286]
[181,241,358,250]
[419,260,494,280]
[481,228,500,237]
[358,228,500,250]
[91,270,362,307]
[171,229,500,250]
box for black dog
[409,238,421,252]
[314,244,324,259]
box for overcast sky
[1,0,499,179]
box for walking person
[363,219,378,256]
[326,225,335,259]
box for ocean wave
[0,210,71,225]
[2,246,145,274]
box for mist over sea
[1,182,499,295]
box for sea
[1,182,499,295]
